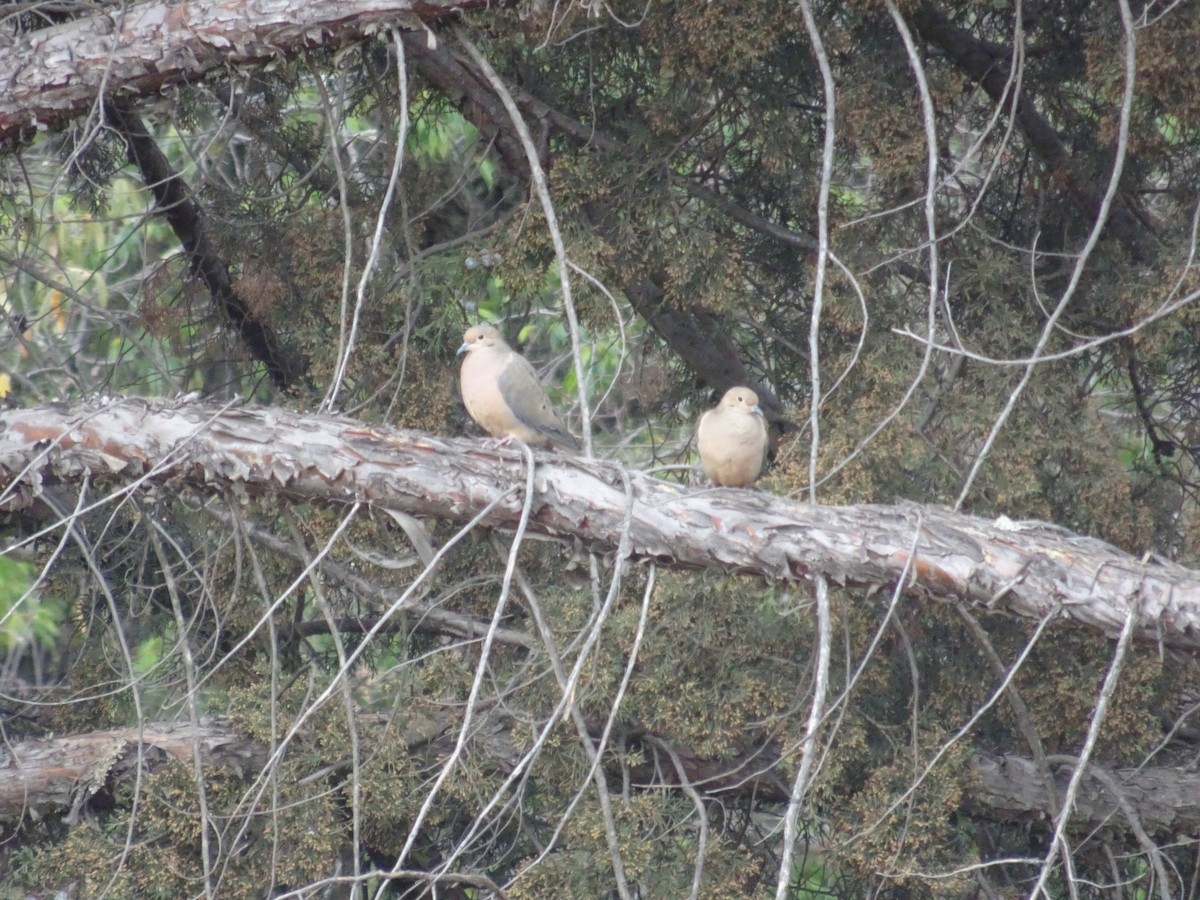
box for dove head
[458,324,504,356]
[719,387,763,417]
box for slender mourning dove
[458,324,581,451]
[697,387,769,487]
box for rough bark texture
[0,0,510,144]
[2,397,1199,649]
[0,720,267,823]
[5,719,1198,835]
[970,752,1200,833]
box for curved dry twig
[1028,596,1140,898]
[325,29,411,411]
[387,439,541,879]
[955,0,1138,507]
[457,30,595,457]
[778,9,837,895]
[149,523,218,900]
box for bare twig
[955,0,1138,507]
[457,30,595,456]
[325,29,410,411]
[777,7,836,894]
[386,440,540,881]
[1029,600,1140,898]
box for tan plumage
[697,387,769,487]
[458,324,580,451]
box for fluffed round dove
[697,387,769,487]
[458,324,581,451]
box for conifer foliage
[3,1,1200,896]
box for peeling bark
[0,720,267,823]
[0,0,511,145]
[2,398,1199,649]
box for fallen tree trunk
[969,752,1200,835]
[4,718,1198,836]
[0,720,267,824]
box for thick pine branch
[2,398,1199,648]
[0,720,268,823]
[0,0,509,144]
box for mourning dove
[458,324,581,451]
[697,387,769,487]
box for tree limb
[4,717,1198,836]
[0,720,268,822]
[2,398,1199,648]
[970,752,1200,834]
[104,103,306,389]
[0,0,512,145]
[910,3,1154,263]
